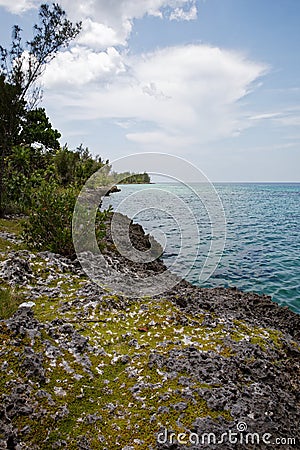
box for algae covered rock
[0,219,299,449]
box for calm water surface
[102,183,300,314]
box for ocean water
[102,183,300,314]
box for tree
[19,108,61,150]
[0,4,81,106]
[0,3,81,216]
[0,75,26,157]
[54,145,108,187]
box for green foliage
[3,145,55,212]
[22,181,110,258]
[2,142,111,214]
[91,169,151,187]
[53,147,79,186]
[0,75,25,148]
[119,171,151,184]
[0,3,81,216]
[22,181,78,257]
[19,108,61,150]
[54,145,108,187]
[0,105,60,214]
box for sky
[0,0,299,182]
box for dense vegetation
[117,171,151,184]
[0,3,150,257]
[0,3,81,217]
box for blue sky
[0,0,299,181]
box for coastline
[0,214,299,449]
[105,182,300,313]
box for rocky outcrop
[104,185,121,196]
[0,219,299,449]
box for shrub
[22,181,110,258]
[4,145,56,213]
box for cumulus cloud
[1,0,269,150]
[43,46,126,87]
[60,0,197,23]
[77,18,125,50]
[43,44,267,146]
[1,0,200,49]
[60,0,199,48]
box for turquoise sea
[102,183,300,314]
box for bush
[4,145,56,213]
[22,181,110,258]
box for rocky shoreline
[0,215,299,449]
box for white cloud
[0,0,39,14]
[170,2,198,21]
[276,115,300,127]
[43,46,126,87]
[249,109,300,127]
[1,0,269,151]
[43,44,267,147]
[250,112,282,121]
[60,0,199,47]
[126,130,196,149]
[77,18,125,49]
[1,0,200,50]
